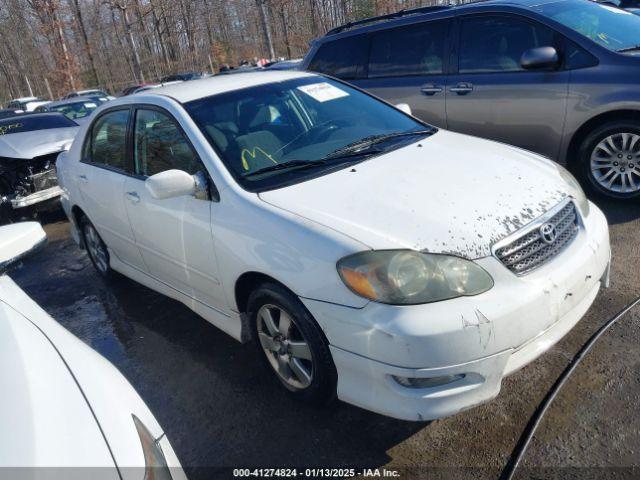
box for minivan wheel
[247,283,337,404]
[80,216,114,279]
[578,121,640,200]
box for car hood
[259,130,571,259]
[0,126,78,159]
[0,282,116,469]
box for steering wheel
[280,117,352,155]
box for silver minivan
[302,0,640,200]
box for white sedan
[0,222,185,478]
[57,71,610,421]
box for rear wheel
[578,121,640,200]
[80,216,114,279]
[247,283,337,405]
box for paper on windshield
[297,82,349,102]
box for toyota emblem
[539,222,557,244]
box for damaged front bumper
[11,185,63,209]
[301,202,611,421]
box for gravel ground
[10,197,640,480]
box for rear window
[308,35,369,79]
[0,114,77,135]
[369,21,448,78]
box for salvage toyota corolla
[56,71,611,421]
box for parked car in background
[303,0,640,200]
[594,0,640,13]
[0,108,23,119]
[265,59,303,71]
[57,71,610,421]
[120,83,156,96]
[0,222,186,478]
[0,113,79,224]
[131,83,163,94]
[7,97,50,112]
[64,88,115,100]
[161,72,208,82]
[34,96,102,124]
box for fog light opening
[392,374,466,389]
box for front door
[75,107,147,270]
[122,106,227,310]
[354,19,451,128]
[446,15,570,160]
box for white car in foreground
[57,71,610,421]
[0,223,185,478]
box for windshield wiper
[242,159,328,178]
[617,45,640,53]
[323,129,434,161]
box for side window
[134,108,201,177]
[87,109,131,172]
[307,35,369,79]
[459,16,556,73]
[369,21,448,78]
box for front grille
[30,167,58,192]
[495,202,579,275]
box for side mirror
[395,103,412,116]
[0,222,47,274]
[521,46,560,70]
[145,169,197,200]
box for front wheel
[578,121,640,200]
[247,283,337,405]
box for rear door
[446,14,570,160]
[75,107,147,270]
[354,19,451,128]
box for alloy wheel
[256,304,314,391]
[84,223,109,274]
[590,132,640,194]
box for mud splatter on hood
[259,130,571,259]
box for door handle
[77,174,88,183]
[125,191,140,204]
[450,83,474,95]
[420,84,443,96]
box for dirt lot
[10,198,640,480]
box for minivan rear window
[308,35,369,79]
[369,21,448,78]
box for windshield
[538,0,640,51]
[49,101,98,120]
[185,77,431,191]
[0,114,77,135]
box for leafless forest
[0,0,448,101]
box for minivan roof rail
[324,5,453,36]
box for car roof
[146,70,316,103]
[320,0,565,38]
[46,96,103,108]
[11,97,40,102]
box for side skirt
[109,254,244,342]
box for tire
[577,120,640,200]
[247,282,337,405]
[80,215,115,279]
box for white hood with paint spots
[259,130,572,259]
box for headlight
[337,250,494,305]
[556,164,590,217]
[133,415,173,480]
